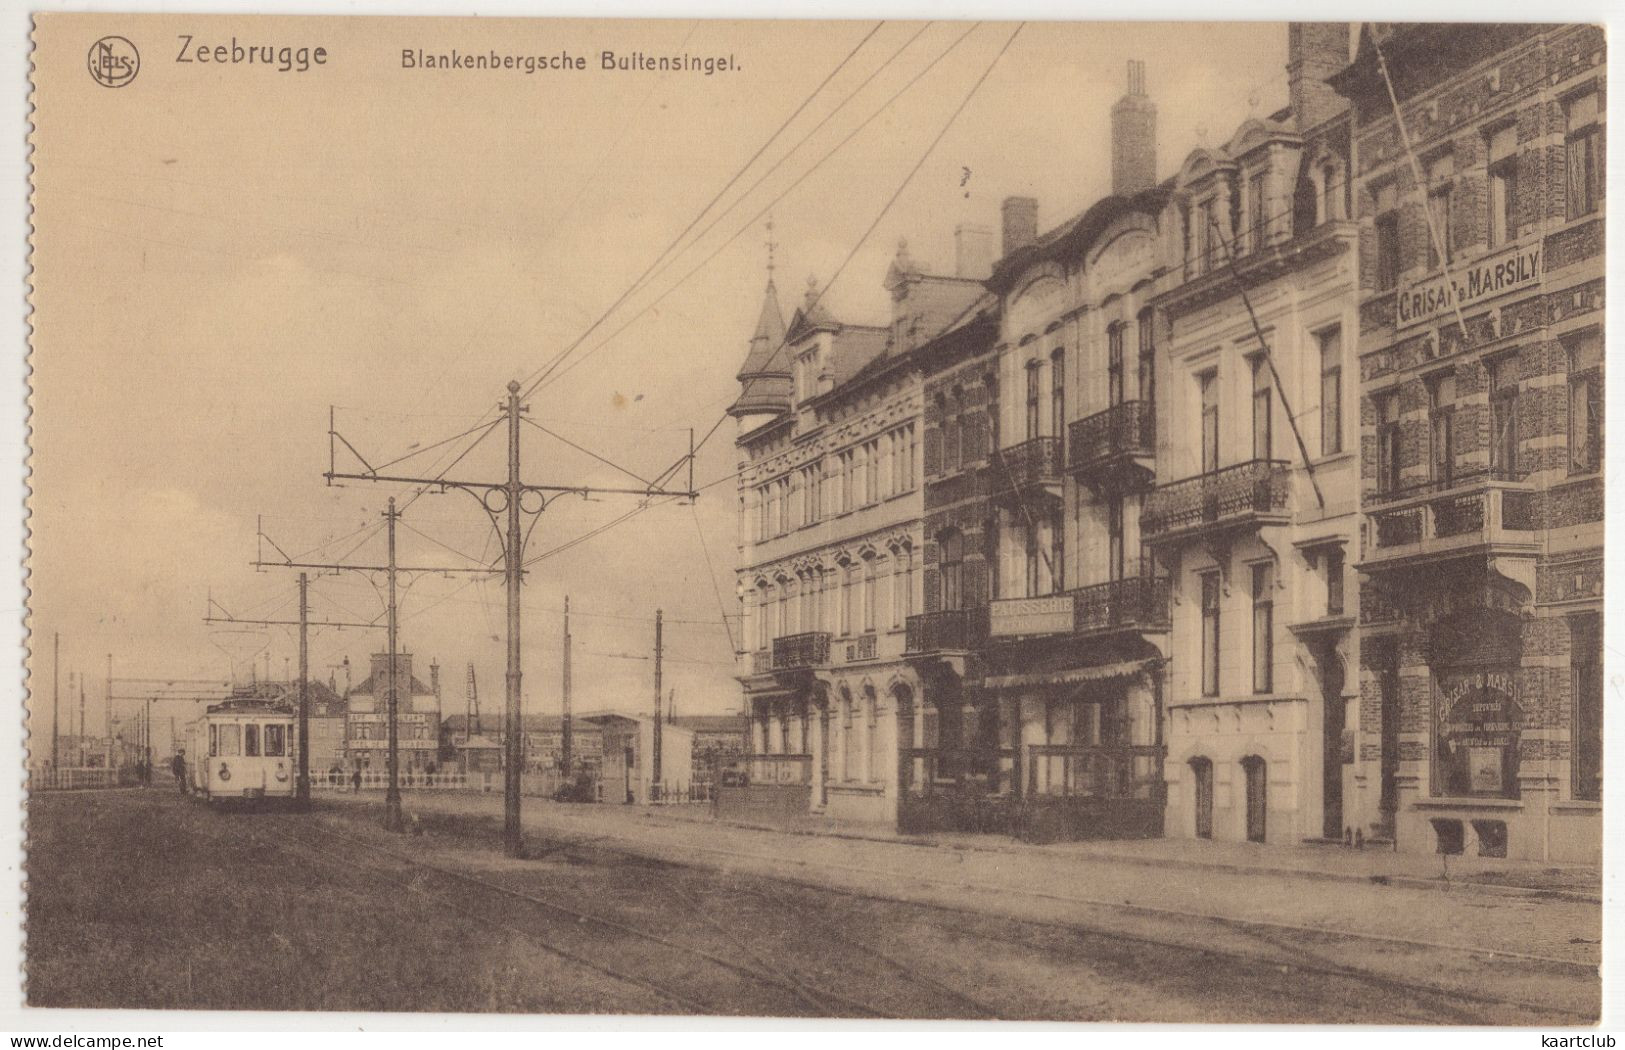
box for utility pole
[248,521,480,831]
[78,676,86,766]
[385,498,404,833]
[297,572,310,809]
[323,379,697,858]
[50,633,59,770]
[652,609,663,792]
[104,654,112,758]
[561,595,572,779]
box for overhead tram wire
[519,416,653,489]
[518,21,888,399]
[532,21,986,398]
[537,20,938,394]
[520,157,1360,578]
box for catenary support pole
[652,609,663,794]
[51,633,59,770]
[384,499,404,832]
[503,381,525,858]
[297,571,311,809]
[562,595,572,779]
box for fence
[312,770,500,792]
[29,767,137,791]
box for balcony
[1141,459,1291,543]
[905,606,990,654]
[992,436,1064,509]
[1364,471,1538,571]
[1068,401,1155,490]
[842,632,878,663]
[771,631,831,670]
[987,577,1170,640]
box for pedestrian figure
[171,750,187,795]
[351,768,362,793]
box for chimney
[954,224,993,279]
[1001,196,1038,257]
[1111,60,1157,196]
[1288,23,1350,131]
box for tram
[183,694,297,805]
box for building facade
[732,245,984,825]
[1332,23,1604,861]
[346,653,442,773]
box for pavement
[316,787,1603,993]
[641,802,1603,902]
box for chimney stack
[955,223,993,279]
[1111,59,1157,196]
[1287,23,1350,131]
[1001,196,1038,257]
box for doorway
[1190,757,1213,839]
[1321,649,1346,839]
[1242,755,1267,843]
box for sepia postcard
[19,11,1607,1027]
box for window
[1572,614,1601,802]
[1252,562,1274,694]
[1200,369,1219,473]
[264,724,287,757]
[1251,357,1272,461]
[244,723,261,757]
[940,530,964,611]
[840,451,855,512]
[823,457,838,517]
[944,389,962,474]
[1108,324,1125,406]
[1108,497,1125,581]
[1486,124,1518,247]
[1376,392,1402,493]
[840,692,854,780]
[1428,371,1456,486]
[841,564,857,636]
[208,723,217,757]
[1248,170,1267,251]
[1195,198,1216,274]
[1025,362,1041,441]
[1320,162,1342,222]
[217,723,241,757]
[1050,509,1065,594]
[788,470,803,530]
[862,556,877,633]
[1200,572,1221,697]
[1319,326,1343,455]
[1326,547,1345,617]
[1566,329,1603,474]
[1025,523,1041,598]
[1425,151,1453,270]
[890,551,905,628]
[1565,90,1603,220]
[1489,354,1519,476]
[1050,351,1065,439]
[1374,182,1400,289]
[1136,309,1155,404]
[864,439,881,505]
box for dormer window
[1246,170,1267,252]
[1194,197,1217,274]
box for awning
[981,657,1158,691]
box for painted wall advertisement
[1434,669,1523,798]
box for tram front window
[216,724,241,756]
[263,725,287,757]
[244,724,260,757]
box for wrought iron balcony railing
[1365,472,1537,566]
[770,631,831,670]
[1141,459,1291,540]
[992,436,1064,500]
[904,606,990,654]
[1071,577,1171,634]
[1068,401,1155,476]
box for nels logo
[88,36,139,88]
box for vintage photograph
[22,14,1604,1023]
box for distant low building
[347,654,442,773]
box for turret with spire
[728,219,793,420]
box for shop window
[1565,328,1603,475]
[1318,326,1342,456]
[1434,656,1521,800]
[1486,123,1518,247]
[1565,89,1603,220]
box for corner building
[1331,24,1604,861]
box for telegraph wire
[691,503,740,654]
[534,21,986,397]
[519,21,888,397]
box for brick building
[1331,23,1604,861]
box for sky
[27,14,1292,754]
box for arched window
[1025,361,1042,441]
[840,688,855,781]
[939,529,965,612]
[1108,323,1125,407]
[1050,350,1066,438]
[862,553,878,633]
[760,581,776,647]
[865,686,880,782]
